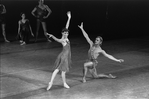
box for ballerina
[47,11,71,90]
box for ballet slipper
[64,83,70,89]
[5,39,10,43]
[82,78,87,83]
[20,40,23,43]
[20,42,26,45]
[47,82,53,90]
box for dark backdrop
[1,0,149,41]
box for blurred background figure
[31,0,52,42]
[17,13,34,45]
[0,3,9,42]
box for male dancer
[78,22,124,83]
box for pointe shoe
[64,83,70,89]
[82,78,86,83]
[47,82,52,90]
[20,42,26,45]
[5,39,10,43]
[20,40,23,43]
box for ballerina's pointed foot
[5,39,10,43]
[64,83,70,89]
[108,74,117,79]
[82,78,86,83]
[47,82,52,91]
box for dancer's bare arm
[28,20,34,36]
[78,22,93,47]
[65,11,71,29]
[44,5,52,18]
[18,21,21,34]
[31,7,37,17]
[17,21,22,38]
[2,5,6,14]
[100,50,124,63]
[46,33,62,43]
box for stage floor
[1,37,149,99]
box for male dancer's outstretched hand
[118,59,124,63]
[67,11,71,19]
[78,22,83,29]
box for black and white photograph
[1,0,149,99]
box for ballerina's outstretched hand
[46,32,53,38]
[67,11,71,19]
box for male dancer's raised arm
[78,22,93,47]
